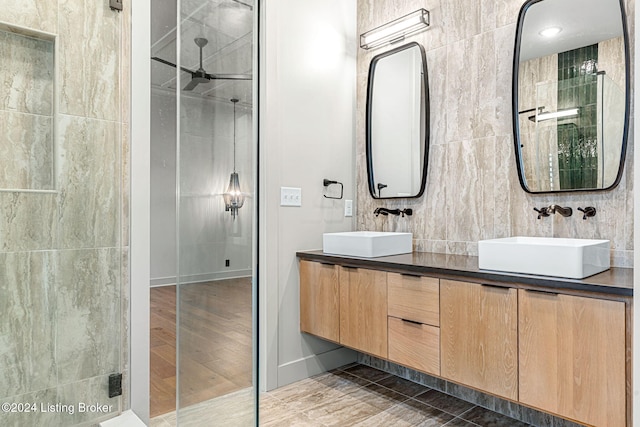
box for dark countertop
[296,250,634,297]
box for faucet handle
[577,206,596,220]
[533,207,550,219]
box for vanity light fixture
[223,98,245,219]
[536,107,579,122]
[360,9,430,50]
[539,26,562,38]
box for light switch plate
[344,199,353,217]
[281,187,302,206]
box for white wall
[259,0,358,390]
[130,0,150,422]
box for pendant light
[223,98,245,219]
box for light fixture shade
[536,108,579,122]
[360,9,430,50]
[223,172,245,219]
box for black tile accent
[413,389,476,417]
[341,364,392,383]
[375,375,430,398]
[459,406,530,427]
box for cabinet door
[519,290,625,427]
[299,260,340,342]
[440,280,518,400]
[339,267,387,358]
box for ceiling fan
[152,37,252,91]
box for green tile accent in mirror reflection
[557,44,598,190]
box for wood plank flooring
[150,278,253,418]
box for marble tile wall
[0,1,130,426]
[356,0,635,267]
[0,30,54,190]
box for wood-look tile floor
[261,364,529,427]
[151,364,529,427]
[150,278,253,418]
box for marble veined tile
[56,115,120,249]
[445,138,496,242]
[0,191,57,252]
[1,387,61,427]
[57,375,121,426]
[443,0,481,44]
[0,251,56,399]
[55,248,121,384]
[0,110,53,190]
[58,0,120,120]
[0,1,57,34]
[0,29,54,116]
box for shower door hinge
[108,373,123,398]
[109,0,123,12]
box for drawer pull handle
[401,318,422,326]
[320,262,335,266]
[401,273,423,278]
[525,288,558,296]
[481,283,511,290]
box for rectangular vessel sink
[478,237,610,279]
[323,231,412,258]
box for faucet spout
[548,205,573,217]
[373,207,401,217]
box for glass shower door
[176,0,256,425]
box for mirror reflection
[513,0,628,193]
[366,42,429,199]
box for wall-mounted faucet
[548,205,572,217]
[374,207,413,217]
[534,205,572,219]
[577,206,596,220]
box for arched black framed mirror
[512,0,630,193]
[366,42,429,199]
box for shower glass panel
[176,0,256,425]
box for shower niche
[0,25,55,192]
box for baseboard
[150,269,252,287]
[275,347,357,390]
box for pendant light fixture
[223,98,245,219]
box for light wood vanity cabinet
[387,273,440,376]
[298,257,630,426]
[440,279,518,401]
[519,289,626,427]
[299,260,340,342]
[339,266,388,358]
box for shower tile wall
[0,1,130,426]
[356,0,635,267]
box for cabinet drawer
[388,272,439,326]
[388,316,440,376]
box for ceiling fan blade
[183,79,201,91]
[151,57,196,76]
[204,73,253,81]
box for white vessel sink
[323,231,412,258]
[478,237,610,279]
